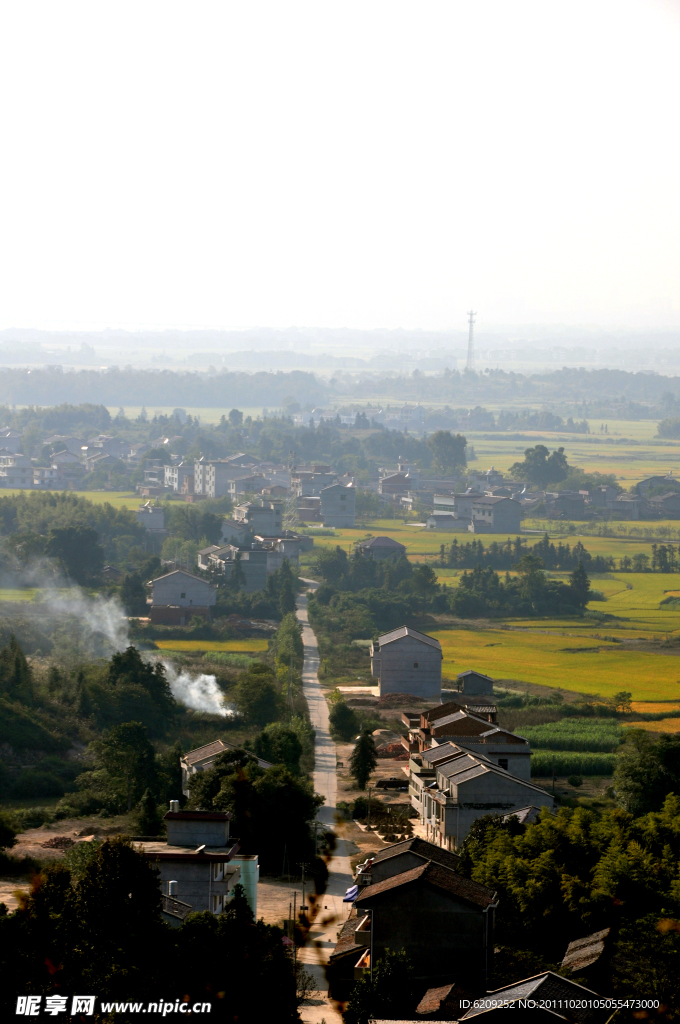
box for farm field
[0,488,139,510]
[154,638,269,653]
[623,717,680,733]
[0,588,36,601]
[430,627,680,701]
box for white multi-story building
[0,453,33,488]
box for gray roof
[377,626,442,651]
[358,535,406,549]
[369,836,460,872]
[151,569,215,586]
[561,928,611,975]
[461,972,603,1021]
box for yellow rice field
[154,639,269,653]
[430,627,680,701]
[623,718,680,733]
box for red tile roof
[355,860,496,909]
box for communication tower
[466,310,476,372]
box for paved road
[296,586,353,1024]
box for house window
[180,592,186,599]
[413,662,418,668]
[498,758,508,771]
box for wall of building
[321,484,356,527]
[372,636,442,698]
[152,574,216,608]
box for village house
[357,535,407,560]
[193,455,256,498]
[0,428,24,454]
[648,491,680,517]
[468,495,522,534]
[137,802,259,921]
[320,481,356,527]
[0,452,33,487]
[136,502,166,532]
[180,740,273,797]
[329,857,497,1000]
[164,461,194,493]
[291,464,337,497]
[370,626,442,699]
[233,499,283,536]
[220,518,252,545]
[149,569,216,624]
[408,742,554,849]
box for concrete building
[370,626,442,699]
[194,457,256,498]
[408,742,554,848]
[139,804,259,919]
[321,482,356,527]
[150,569,216,624]
[0,429,23,454]
[426,511,471,531]
[468,496,522,534]
[220,518,252,545]
[164,462,194,493]
[291,465,337,498]
[51,449,81,465]
[649,492,680,517]
[357,536,406,560]
[233,499,283,535]
[0,452,33,488]
[136,502,165,531]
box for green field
[0,588,37,602]
[154,639,269,653]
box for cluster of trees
[440,534,613,573]
[187,746,323,875]
[0,837,299,1022]
[459,774,680,1004]
[309,550,444,641]
[449,559,592,618]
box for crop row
[519,718,623,752]
[530,751,616,776]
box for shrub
[329,701,360,741]
[567,775,583,787]
[11,770,65,798]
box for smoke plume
[162,661,234,717]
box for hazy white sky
[0,0,679,332]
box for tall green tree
[80,721,158,812]
[613,731,680,815]
[344,948,416,1024]
[510,444,570,488]
[349,729,378,790]
[426,430,467,474]
[45,525,104,584]
[234,664,282,727]
[329,700,359,741]
[252,722,303,773]
[0,636,34,705]
[569,561,591,608]
[119,572,148,615]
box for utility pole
[367,785,372,830]
[298,862,309,916]
[466,310,476,372]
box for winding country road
[296,585,352,1024]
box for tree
[329,700,359,741]
[45,525,104,584]
[234,665,282,727]
[349,729,377,790]
[135,788,164,836]
[613,732,680,815]
[107,646,176,719]
[509,444,570,488]
[82,721,158,812]
[427,430,467,474]
[344,948,416,1024]
[228,408,243,427]
[0,636,34,705]
[252,722,303,773]
[120,572,148,615]
[569,561,591,608]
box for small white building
[220,518,252,545]
[0,452,33,488]
[233,499,283,536]
[321,482,356,528]
[370,625,442,699]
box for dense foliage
[0,838,299,1022]
[449,559,591,618]
[187,747,323,873]
[440,533,613,572]
[459,794,680,1007]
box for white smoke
[40,588,129,652]
[162,660,234,717]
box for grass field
[431,627,680,701]
[0,588,37,601]
[154,639,269,653]
[0,488,139,510]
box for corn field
[519,718,623,752]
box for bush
[329,701,360,741]
[567,775,583,787]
